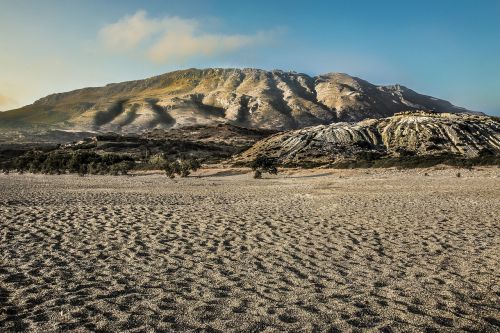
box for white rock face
[235,112,500,163]
[0,68,479,132]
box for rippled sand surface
[0,168,499,332]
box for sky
[1,0,499,115]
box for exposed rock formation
[235,112,500,164]
[0,68,476,131]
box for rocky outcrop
[0,68,477,132]
[235,112,500,164]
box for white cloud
[99,10,281,63]
[99,10,162,50]
[147,30,275,63]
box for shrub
[78,164,87,177]
[178,159,201,177]
[162,158,201,178]
[41,151,69,174]
[149,153,167,167]
[14,150,47,173]
[355,151,384,161]
[112,160,135,175]
[187,159,201,172]
[478,148,495,157]
[110,164,120,176]
[7,150,136,176]
[163,161,180,178]
[396,148,416,157]
[178,160,191,177]
[251,156,278,179]
[88,162,102,175]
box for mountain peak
[0,68,478,132]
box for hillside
[62,124,276,162]
[0,124,277,169]
[0,68,476,132]
[235,112,500,166]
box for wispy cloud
[99,10,282,64]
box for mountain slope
[0,68,477,131]
[235,112,500,164]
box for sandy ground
[0,167,499,332]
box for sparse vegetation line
[1,150,136,176]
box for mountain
[0,68,478,132]
[234,112,500,165]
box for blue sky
[1,0,499,115]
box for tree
[13,150,47,173]
[179,161,191,177]
[163,161,180,178]
[68,151,99,173]
[251,156,278,179]
[162,158,201,178]
[187,159,201,172]
[178,158,201,177]
[41,151,70,174]
[149,153,167,168]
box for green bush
[88,161,102,175]
[162,158,201,178]
[110,161,135,176]
[251,156,278,178]
[14,150,47,173]
[149,153,167,167]
[178,159,202,177]
[6,150,136,176]
[163,161,179,178]
[41,151,68,174]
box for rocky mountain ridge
[0,68,477,132]
[235,112,500,165]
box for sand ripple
[0,169,499,332]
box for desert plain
[0,167,499,332]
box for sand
[0,167,499,332]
